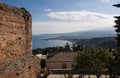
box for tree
[72,44,84,51]
[75,47,112,78]
[64,43,71,51]
[112,4,120,78]
[114,16,120,47]
[108,48,120,78]
[72,44,77,51]
[32,48,42,55]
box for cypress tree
[111,4,120,78]
[114,16,120,47]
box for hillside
[76,37,117,48]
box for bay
[32,34,72,49]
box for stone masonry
[0,2,40,78]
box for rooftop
[47,52,77,61]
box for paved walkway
[48,74,109,78]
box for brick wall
[0,2,40,78]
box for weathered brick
[0,2,40,78]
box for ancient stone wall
[0,2,40,78]
[0,2,32,65]
[0,55,40,78]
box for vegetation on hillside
[75,47,113,78]
[32,43,72,55]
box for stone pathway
[48,74,109,78]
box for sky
[1,0,120,35]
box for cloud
[44,9,52,12]
[32,20,115,35]
[33,10,116,34]
[47,10,114,21]
[101,0,109,2]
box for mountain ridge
[33,27,116,39]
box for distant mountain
[60,27,116,38]
[59,28,117,48]
[33,27,116,39]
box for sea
[32,34,72,50]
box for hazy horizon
[32,26,116,35]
